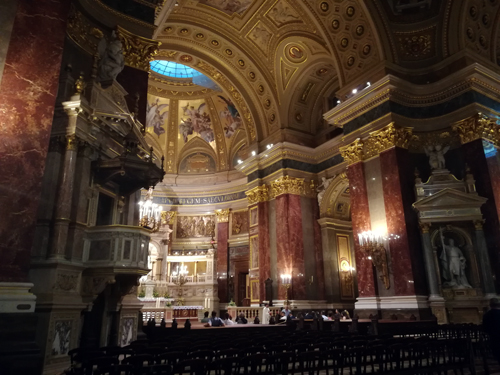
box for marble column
[419,223,441,299]
[473,220,496,296]
[50,135,79,260]
[311,198,325,301]
[0,0,70,284]
[346,162,375,297]
[379,147,426,296]
[275,195,289,300]
[258,201,270,303]
[215,210,230,303]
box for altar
[173,305,204,320]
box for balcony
[83,225,151,275]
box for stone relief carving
[248,23,272,51]
[176,216,216,238]
[425,144,449,170]
[316,176,334,206]
[51,320,72,357]
[120,318,134,347]
[53,273,79,292]
[232,210,249,235]
[269,2,300,25]
[97,31,125,83]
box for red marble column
[258,201,270,302]
[379,147,426,296]
[462,139,500,290]
[311,198,326,300]
[347,162,375,297]
[275,194,306,300]
[0,0,70,282]
[216,222,229,303]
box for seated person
[223,313,235,326]
[205,311,225,327]
[235,313,248,324]
[341,310,351,319]
[304,311,314,319]
[321,311,329,321]
[278,311,287,323]
[333,309,342,319]
[200,311,210,323]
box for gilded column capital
[116,26,160,72]
[369,123,413,153]
[473,220,484,230]
[419,222,431,233]
[340,138,364,165]
[270,176,304,198]
[246,185,269,205]
[452,113,500,147]
[161,211,177,225]
[66,134,79,151]
[215,209,230,223]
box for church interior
[2,0,500,373]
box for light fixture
[237,159,243,164]
[251,151,256,156]
[138,187,162,232]
[352,89,358,94]
[337,100,341,104]
[366,82,371,87]
[358,230,399,289]
[280,274,292,307]
[266,144,273,149]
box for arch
[177,136,218,173]
[319,174,351,220]
[228,128,247,169]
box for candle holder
[280,274,291,307]
[358,231,399,290]
[171,265,189,306]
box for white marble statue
[439,235,472,289]
[97,31,125,82]
[425,144,449,170]
[316,176,334,206]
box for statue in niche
[97,31,125,83]
[439,229,472,289]
[425,144,449,170]
[316,176,334,206]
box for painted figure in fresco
[97,31,125,83]
[202,0,252,15]
[179,103,214,144]
[146,98,169,136]
[425,144,449,170]
[218,95,241,138]
[439,234,472,289]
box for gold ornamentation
[367,123,413,156]
[246,185,269,205]
[180,55,192,62]
[419,222,431,233]
[176,215,215,238]
[452,114,500,147]
[66,6,104,55]
[340,138,364,165]
[157,50,177,58]
[215,209,230,223]
[399,35,431,58]
[270,176,304,197]
[115,26,160,72]
[161,211,177,225]
[232,210,249,235]
[74,74,86,94]
[474,220,484,230]
[360,241,390,290]
[66,135,79,151]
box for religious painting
[250,279,260,302]
[231,210,249,235]
[199,0,253,15]
[146,94,169,137]
[120,317,135,347]
[250,235,259,269]
[249,206,258,227]
[51,320,72,357]
[178,99,215,148]
[179,152,216,174]
[337,234,354,299]
[176,215,216,238]
[214,95,241,138]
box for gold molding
[161,211,177,225]
[270,176,304,198]
[364,123,413,158]
[419,222,431,233]
[452,113,500,147]
[116,25,160,72]
[215,209,230,223]
[246,185,269,205]
[339,138,364,165]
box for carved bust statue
[97,31,125,83]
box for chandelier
[358,230,399,290]
[138,187,162,232]
[172,265,189,306]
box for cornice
[324,64,500,128]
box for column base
[0,282,36,313]
[354,295,433,320]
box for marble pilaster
[216,222,229,303]
[0,0,70,282]
[379,147,426,296]
[311,198,325,300]
[473,221,496,296]
[347,162,375,297]
[275,195,289,300]
[418,224,441,300]
[258,201,270,303]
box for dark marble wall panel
[217,222,229,303]
[275,195,289,300]
[0,0,17,86]
[311,198,326,300]
[0,0,70,282]
[289,194,306,300]
[347,162,375,297]
[463,139,500,291]
[269,199,278,300]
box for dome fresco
[150,61,204,79]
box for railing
[83,225,150,270]
[167,275,213,283]
[227,306,282,319]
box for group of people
[202,311,250,327]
